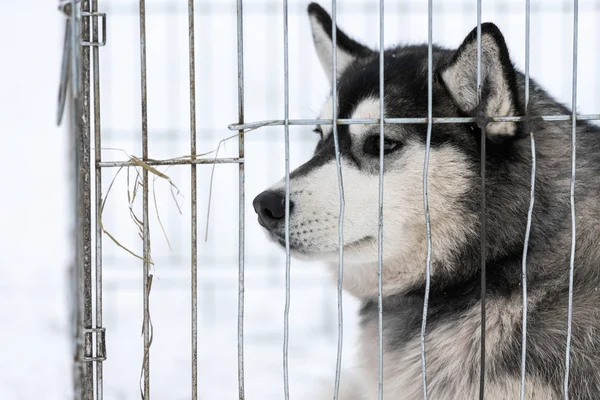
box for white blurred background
[1,0,599,399]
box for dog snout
[252,190,293,229]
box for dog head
[253,3,526,297]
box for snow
[1,0,599,399]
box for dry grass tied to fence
[99,131,242,261]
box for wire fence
[60,0,600,399]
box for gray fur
[253,3,600,399]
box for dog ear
[441,23,520,138]
[308,3,373,84]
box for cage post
[65,0,106,397]
[282,0,292,398]
[475,1,487,398]
[330,1,347,400]
[138,0,151,397]
[78,0,95,398]
[564,0,579,398]
[66,0,88,395]
[62,0,83,396]
[377,0,385,399]
[91,0,105,397]
[520,0,535,398]
[187,0,199,398]
[420,0,434,398]
[236,0,246,398]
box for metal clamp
[81,12,107,47]
[82,327,107,362]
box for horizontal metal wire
[94,110,600,169]
[95,111,600,170]
[98,158,243,168]
[105,0,600,15]
[228,114,600,131]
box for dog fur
[252,3,600,399]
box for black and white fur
[252,3,600,399]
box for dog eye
[364,136,402,156]
[313,127,323,138]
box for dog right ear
[440,23,521,138]
[308,3,373,85]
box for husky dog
[252,3,600,399]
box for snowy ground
[1,0,599,399]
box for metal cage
[59,0,600,399]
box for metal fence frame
[59,0,589,398]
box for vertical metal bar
[520,0,534,399]
[138,0,151,397]
[71,75,83,400]
[282,0,291,399]
[564,0,579,398]
[71,111,85,400]
[68,1,84,397]
[187,0,198,398]
[71,0,80,98]
[377,0,385,399]
[420,0,433,398]
[596,5,600,110]
[331,1,347,399]
[91,0,104,397]
[475,1,486,399]
[236,0,246,398]
[79,0,94,398]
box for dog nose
[252,190,292,229]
